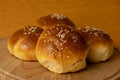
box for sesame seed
[50,27,52,30]
[93,33,97,36]
[54,53,57,55]
[56,24,60,26]
[56,40,59,43]
[56,27,59,30]
[61,34,65,39]
[43,40,46,43]
[48,31,51,35]
[23,26,38,35]
[47,39,50,42]
[36,34,39,36]
[86,26,90,28]
[61,27,63,30]
[61,47,64,50]
[64,29,67,31]
[63,40,67,44]
[51,13,66,20]
[23,33,27,35]
[51,52,54,55]
[41,19,44,22]
[72,36,75,39]
[52,26,55,28]
[60,43,63,46]
[59,48,61,51]
[78,27,81,30]
[31,30,35,32]
[68,26,70,28]
[66,30,69,33]
[28,32,31,35]
[73,40,77,43]
[23,28,26,30]
[44,34,47,36]
[67,56,70,59]
[59,47,64,51]
[82,26,110,37]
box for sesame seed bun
[7,26,43,61]
[79,26,114,63]
[36,25,88,73]
[37,13,75,29]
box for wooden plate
[0,37,120,80]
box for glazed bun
[37,13,75,29]
[7,13,114,73]
[7,26,43,61]
[36,25,88,73]
[79,26,114,63]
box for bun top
[36,25,88,73]
[10,26,43,45]
[8,26,43,54]
[79,26,113,44]
[36,25,88,62]
[37,13,75,29]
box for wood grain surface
[0,37,120,80]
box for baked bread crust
[36,25,88,73]
[37,13,75,29]
[7,26,43,61]
[79,26,114,63]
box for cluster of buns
[7,13,114,73]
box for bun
[7,13,114,73]
[37,13,75,29]
[7,26,43,61]
[79,26,114,63]
[35,25,88,73]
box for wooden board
[0,37,120,80]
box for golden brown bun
[7,26,43,61]
[36,25,88,73]
[79,26,114,63]
[7,13,114,73]
[37,13,75,29]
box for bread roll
[36,25,88,73]
[7,26,43,61]
[79,26,114,63]
[37,13,75,29]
